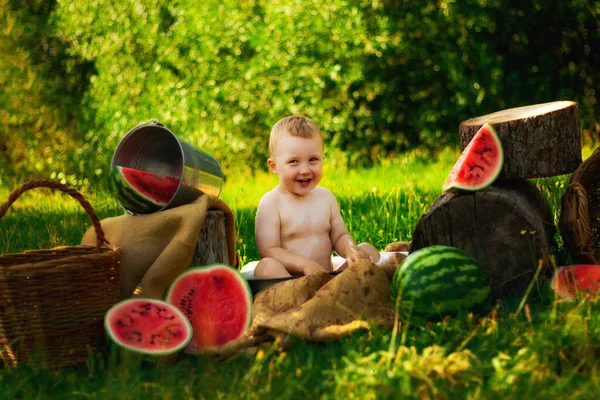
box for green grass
[0,146,599,399]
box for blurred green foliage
[1,0,598,189]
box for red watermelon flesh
[442,122,504,192]
[105,298,192,355]
[166,264,253,353]
[551,264,600,300]
[119,166,180,205]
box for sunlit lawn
[0,146,598,399]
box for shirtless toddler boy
[242,115,393,280]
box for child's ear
[267,158,277,174]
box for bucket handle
[0,180,108,248]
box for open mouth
[296,178,312,185]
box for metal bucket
[111,119,223,214]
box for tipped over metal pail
[111,119,223,214]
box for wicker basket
[559,147,600,264]
[0,180,122,368]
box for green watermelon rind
[104,298,193,356]
[109,172,152,209]
[109,166,167,213]
[109,171,161,213]
[165,264,253,350]
[112,166,170,209]
[391,245,491,325]
[442,122,504,192]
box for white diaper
[240,260,260,280]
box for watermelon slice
[551,264,600,300]
[442,122,504,192]
[110,166,181,214]
[104,298,192,355]
[165,264,253,353]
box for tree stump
[191,210,230,266]
[459,101,582,178]
[411,179,555,299]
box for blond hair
[269,115,322,157]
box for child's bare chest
[279,203,331,239]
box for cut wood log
[459,101,582,178]
[411,179,555,299]
[191,210,229,266]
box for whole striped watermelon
[390,246,491,324]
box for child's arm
[255,194,325,275]
[329,192,369,265]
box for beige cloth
[81,195,237,300]
[201,259,398,359]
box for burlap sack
[201,260,398,359]
[81,195,237,299]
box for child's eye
[310,157,320,162]
[288,160,298,164]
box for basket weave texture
[559,147,600,264]
[0,180,122,368]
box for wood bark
[459,101,582,178]
[559,146,600,264]
[191,210,229,266]
[411,179,555,299]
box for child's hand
[302,262,326,276]
[346,248,370,265]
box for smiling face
[268,132,324,197]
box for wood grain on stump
[411,179,555,299]
[459,101,582,178]
[192,210,229,266]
